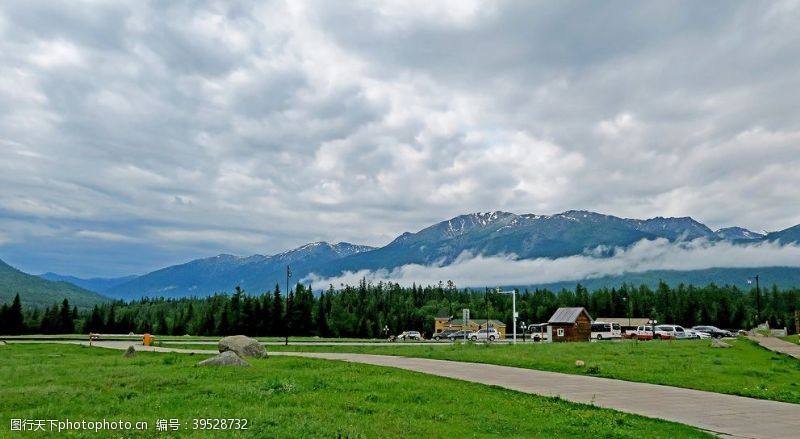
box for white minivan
[590,321,622,340]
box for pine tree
[184,302,195,335]
[7,294,25,335]
[60,299,74,334]
[105,305,117,333]
[285,290,295,336]
[271,284,283,336]
[314,292,328,336]
[217,303,231,335]
[85,305,104,333]
[156,313,169,335]
[0,303,8,334]
[199,308,215,336]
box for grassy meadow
[170,338,800,404]
[0,343,713,438]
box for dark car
[691,325,732,338]
[447,330,474,341]
[432,330,459,341]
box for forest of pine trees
[1,280,799,336]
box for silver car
[471,328,501,341]
[656,324,688,339]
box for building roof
[548,307,592,324]
[435,309,451,319]
[447,319,507,328]
[596,317,650,327]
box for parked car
[447,330,474,341]
[630,325,673,340]
[471,328,501,341]
[683,328,711,339]
[691,326,733,338]
[656,324,689,339]
[397,331,422,340]
[432,329,459,341]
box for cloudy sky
[1,1,799,277]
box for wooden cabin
[547,307,592,342]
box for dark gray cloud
[1,1,799,277]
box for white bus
[591,321,622,340]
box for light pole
[748,275,761,326]
[495,288,517,343]
[285,265,291,346]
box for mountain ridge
[15,210,800,301]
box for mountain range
[2,210,799,305]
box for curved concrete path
[9,340,799,438]
[748,335,800,360]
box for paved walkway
[8,341,799,438]
[748,335,800,360]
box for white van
[590,321,622,340]
[527,323,549,342]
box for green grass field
[0,335,390,343]
[169,338,800,404]
[780,334,799,344]
[0,344,711,438]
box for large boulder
[218,335,267,358]
[711,338,731,348]
[122,345,136,358]
[196,351,251,367]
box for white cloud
[304,238,800,289]
[1,1,799,276]
[75,230,137,243]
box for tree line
[1,280,799,336]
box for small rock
[123,345,137,358]
[218,335,267,358]
[575,360,585,367]
[711,338,731,348]
[196,351,251,367]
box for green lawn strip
[0,335,390,343]
[779,335,799,344]
[0,344,710,438]
[209,338,800,404]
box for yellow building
[434,316,507,339]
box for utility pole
[755,274,760,325]
[485,287,489,343]
[285,265,291,346]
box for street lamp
[495,288,518,344]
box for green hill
[0,258,110,309]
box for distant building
[548,307,592,342]
[433,314,507,338]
